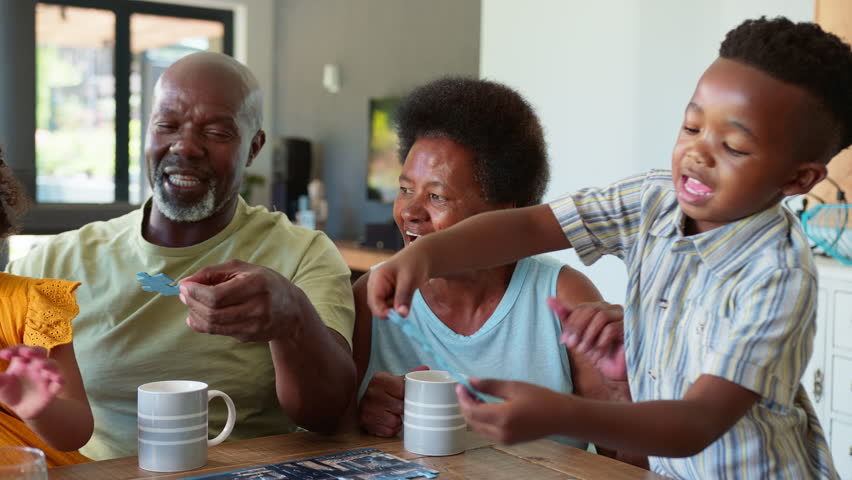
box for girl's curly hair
[0,146,31,238]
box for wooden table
[49,431,669,479]
[334,240,396,273]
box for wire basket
[801,204,852,265]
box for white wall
[275,0,480,239]
[480,0,814,303]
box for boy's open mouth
[683,175,713,196]
[678,174,715,206]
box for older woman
[353,78,629,453]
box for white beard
[152,167,220,223]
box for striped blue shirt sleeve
[548,171,652,265]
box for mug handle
[207,390,236,447]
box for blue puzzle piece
[136,272,181,296]
[387,309,502,404]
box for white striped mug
[403,370,466,456]
[137,380,236,472]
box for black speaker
[364,223,404,251]
[272,137,312,220]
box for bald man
[7,53,356,460]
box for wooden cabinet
[805,287,829,420]
[812,257,852,478]
[830,418,852,477]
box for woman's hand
[358,366,429,437]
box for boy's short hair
[0,146,30,238]
[720,16,852,157]
[396,77,549,207]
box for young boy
[366,17,850,478]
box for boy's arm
[459,374,758,457]
[562,375,758,456]
[367,171,658,318]
[368,204,568,317]
[418,204,571,272]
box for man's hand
[0,346,64,420]
[179,259,301,343]
[548,297,627,382]
[456,378,569,445]
[180,259,357,433]
[359,366,428,437]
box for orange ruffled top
[0,272,90,467]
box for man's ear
[782,162,827,196]
[246,130,266,168]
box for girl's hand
[0,345,64,420]
[548,297,627,382]
[456,378,569,445]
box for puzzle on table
[181,448,439,480]
[136,272,181,296]
[387,309,501,404]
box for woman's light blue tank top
[358,256,580,447]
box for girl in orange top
[0,146,93,466]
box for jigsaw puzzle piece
[136,272,181,296]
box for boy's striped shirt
[549,170,837,479]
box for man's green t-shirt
[7,198,355,460]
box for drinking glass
[0,447,47,480]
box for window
[25,1,232,231]
[128,11,228,203]
[36,4,117,203]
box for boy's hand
[456,378,568,445]
[359,366,429,437]
[548,297,627,381]
[367,248,431,318]
[0,345,64,420]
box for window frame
[23,0,233,234]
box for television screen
[366,97,402,203]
